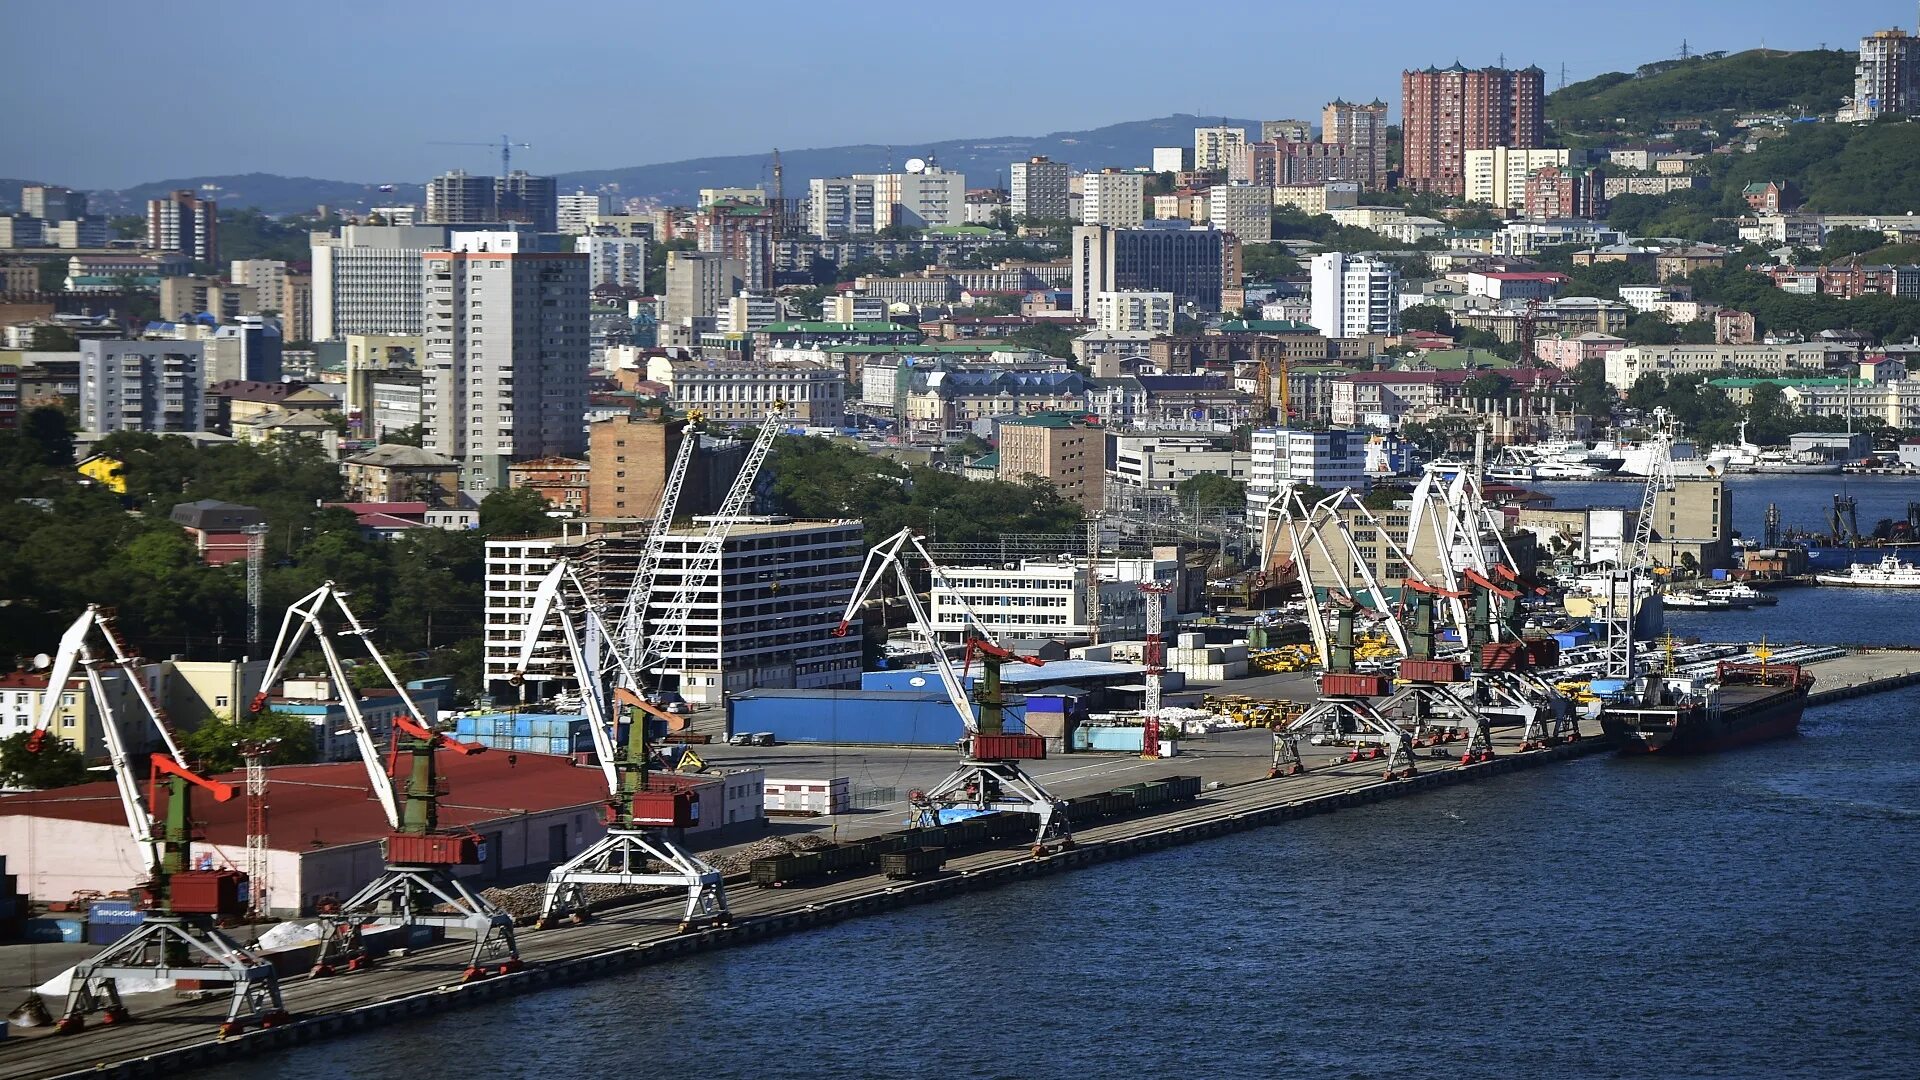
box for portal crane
[255,583,519,981]
[32,608,290,1036]
[513,560,729,930]
[835,528,1070,854]
[612,412,704,690]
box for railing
[847,786,898,810]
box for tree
[384,423,425,447]
[943,433,991,464]
[1005,323,1080,359]
[1570,358,1617,418]
[1241,243,1300,281]
[478,486,554,537]
[21,406,75,467]
[1398,305,1455,334]
[0,731,89,788]
[1175,473,1246,510]
[1462,372,1515,401]
[179,710,318,774]
[1621,311,1681,345]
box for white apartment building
[1108,433,1250,490]
[1081,171,1146,228]
[1842,29,1919,121]
[1604,343,1838,390]
[648,357,846,426]
[663,251,744,341]
[927,553,1179,645]
[1208,184,1274,243]
[1247,427,1369,518]
[1152,147,1190,173]
[809,177,877,237]
[1091,291,1175,334]
[1194,126,1248,172]
[310,224,450,340]
[1010,156,1070,221]
[575,234,648,290]
[421,243,590,491]
[556,192,609,234]
[1464,147,1575,209]
[1273,182,1360,216]
[823,294,889,323]
[1785,379,1920,429]
[229,259,289,300]
[720,294,784,334]
[80,339,203,433]
[483,536,581,691]
[1309,252,1400,338]
[894,166,967,228]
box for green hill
[1721,121,1920,214]
[1548,49,1853,134]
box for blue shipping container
[731,690,1023,746]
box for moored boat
[1813,552,1920,589]
[1600,659,1813,754]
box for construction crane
[1602,429,1674,679]
[770,148,785,240]
[512,560,729,931]
[428,135,531,177]
[255,583,520,981]
[30,608,290,1036]
[836,528,1071,854]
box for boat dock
[1802,648,1920,703]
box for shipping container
[1321,673,1392,697]
[629,790,698,828]
[167,870,246,916]
[386,833,480,865]
[1399,659,1465,683]
[85,900,144,946]
[969,733,1045,761]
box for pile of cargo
[1250,645,1316,673]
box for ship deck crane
[836,528,1071,854]
[513,560,729,930]
[32,608,290,1036]
[255,583,519,981]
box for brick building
[1401,64,1546,196]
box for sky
[5,0,1912,190]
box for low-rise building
[341,443,462,507]
[1108,432,1250,490]
[997,411,1105,511]
[1533,332,1626,371]
[648,357,846,426]
[926,551,1181,645]
[1605,343,1841,389]
[508,456,590,514]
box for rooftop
[344,444,459,469]
[759,321,920,335]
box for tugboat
[1600,647,1813,754]
[1813,552,1920,589]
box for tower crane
[428,135,531,177]
[31,608,290,1037]
[513,560,729,931]
[254,583,520,981]
[835,528,1071,854]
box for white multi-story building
[1247,427,1369,517]
[79,339,203,434]
[1785,379,1920,429]
[662,251,744,343]
[894,166,966,228]
[1463,147,1575,208]
[421,237,590,491]
[229,259,289,301]
[1605,343,1839,390]
[1108,433,1250,490]
[556,191,609,234]
[1010,156,1070,221]
[927,553,1179,645]
[647,357,845,426]
[1208,184,1273,243]
[809,177,877,237]
[1842,29,1920,121]
[1081,171,1147,228]
[1309,252,1399,338]
[719,293,784,334]
[310,224,450,341]
[1193,126,1248,172]
[823,294,889,323]
[1090,291,1175,334]
[1151,147,1190,173]
[575,234,647,290]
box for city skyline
[5,0,1910,190]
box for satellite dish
[31,653,51,671]
[904,158,928,174]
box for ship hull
[1601,687,1807,755]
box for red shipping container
[1525,639,1560,667]
[970,734,1047,761]
[1320,673,1392,698]
[629,790,698,828]
[1399,659,1465,683]
[386,833,480,866]
[1479,642,1526,672]
[168,870,246,916]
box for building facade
[1010,156,1070,221]
[147,189,218,264]
[997,412,1105,511]
[1843,29,1920,121]
[1080,170,1146,228]
[652,357,846,426]
[1208,184,1274,243]
[1309,252,1400,338]
[425,170,497,224]
[575,234,647,291]
[1071,224,1234,317]
[1401,64,1546,196]
[310,224,450,340]
[1090,291,1176,334]
[1246,427,1369,517]
[1321,99,1390,190]
[79,339,203,433]
[1463,146,1574,208]
[1194,126,1249,172]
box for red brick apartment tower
[1401,64,1546,195]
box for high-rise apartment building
[1090,291,1176,334]
[1464,146,1576,208]
[281,273,312,342]
[229,258,288,300]
[1321,99,1390,190]
[1309,252,1400,338]
[22,185,87,222]
[1010,156,1071,221]
[207,315,284,384]
[1260,120,1313,145]
[147,190,218,264]
[556,191,609,234]
[1401,64,1546,196]
[1080,170,1146,228]
[893,165,967,228]
[80,340,204,433]
[309,224,450,340]
[1234,142,1365,188]
[1194,126,1248,172]
[495,171,558,231]
[808,177,877,237]
[1071,224,1235,317]
[1208,185,1274,243]
[425,170,496,225]
[1844,29,1920,121]
[575,234,647,291]
[420,234,590,490]
[662,251,744,340]
[697,199,775,291]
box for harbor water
[1532,473,1920,542]
[213,683,1920,1079]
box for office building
[1321,99,1390,190]
[1071,224,1234,317]
[496,171,558,231]
[1843,29,1920,121]
[997,411,1105,511]
[650,357,845,426]
[1194,126,1248,172]
[1247,427,1369,518]
[576,234,647,291]
[1109,433,1250,491]
[207,315,284,384]
[1091,291,1175,334]
[1401,64,1546,196]
[926,552,1178,645]
[1309,252,1399,338]
[720,293,784,335]
[147,189,218,263]
[229,258,288,301]
[309,224,450,340]
[280,273,313,342]
[556,191,609,234]
[893,165,966,228]
[662,251,744,343]
[1081,170,1146,228]
[1010,156,1071,221]
[1208,184,1273,243]
[80,339,204,433]
[1464,146,1576,208]
[420,238,590,490]
[425,169,496,224]
[22,185,87,222]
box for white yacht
[1813,552,1920,588]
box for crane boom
[618,417,701,667]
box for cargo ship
[1600,659,1813,755]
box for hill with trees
[1547,49,1853,136]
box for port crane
[30,607,290,1036]
[836,527,1071,854]
[254,583,520,981]
[513,560,730,930]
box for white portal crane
[30,607,290,1037]
[255,583,519,981]
[613,413,704,688]
[836,528,1070,854]
[513,560,730,930]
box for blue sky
[6,0,1911,189]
